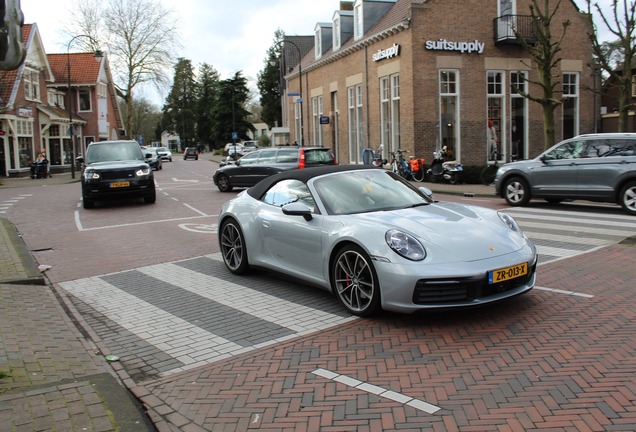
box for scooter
[427,149,462,184]
[372,144,387,167]
[30,158,49,179]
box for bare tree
[65,0,181,138]
[514,0,570,150]
[586,0,636,132]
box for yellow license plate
[110,181,130,188]
[488,263,528,284]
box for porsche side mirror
[282,202,313,221]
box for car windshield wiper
[404,202,430,209]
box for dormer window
[333,16,341,50]
[315,24,323,59]
[354,0,363,40]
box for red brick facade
[0,24,123,177]
[284,0,595,167]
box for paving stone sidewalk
[0,217,153,432]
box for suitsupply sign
[425,39,485,54]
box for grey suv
[495,133,636,215]
[213,146,336,192]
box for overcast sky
[21,0,612,106]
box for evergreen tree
[212,72,255,146]
[162,58,197,149]
[196,63,221,150]
[257,30,284,128]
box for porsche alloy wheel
[332,245,381,316]
[220,219,249,274]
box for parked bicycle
[480,148,500,185]
[389,149,425,182]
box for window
[347,85,364,163]
[23,69,40,101]
[315,26,322,59]
[78,89,91,111]
[354,0,363,40]
[294,102,302,145]
[380,74,400,155]
[98,83,108,99]
[332,91,339,160]
[333,16,341,50]
[237,152,260,166]
[545,140,586,160]
[563,73,579,140]
[439,70,460,159]
[487,71,504,161]
[312,95,323,146]
[510,71,528,160]
[262,179,315,212]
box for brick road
[2,167,635,431]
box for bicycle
[480,148,500,185]
[389,149,425,181]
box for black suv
[79,140,156,209]
[213,146,336,192]
[184,147,198,160]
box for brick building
[0,24,123,177]
[282,0,595,167]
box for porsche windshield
[314,170,431,215]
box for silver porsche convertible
[218,165,537,316]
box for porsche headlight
[136,166,151,176]
[385,229,426,261]
[83,170,100,180]
[498,212,525,237]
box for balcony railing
[494,15,536,45]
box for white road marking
[312,368,441,414]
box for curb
[0,218,45,285]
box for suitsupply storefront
[282,0,595,167]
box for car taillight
[298,149,305,169]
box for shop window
[487,71,504,162]
[78,89,92,111]
[347,84,363,163]
[563,72,579,140]
[510,71,528,160]
[312,95,323,146]
[18,136,34,169]
[294,102,302,145]
[380,74,400,155]
[331,92,340,159]
[439,70,459,159]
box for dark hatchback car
[213,146,336,192]
[79,140,156,209]
[144,147,163,170]
[184,147,199,160]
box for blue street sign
[232,132,238,141]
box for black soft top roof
[247,165,377,199]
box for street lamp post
[67,34,102,179]
[281,39,304,147]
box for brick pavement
[3,169,635,431]
[0,212,154,431]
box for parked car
[224,143,244,155]
[156,147,173,161]
[213,146,337,192]
[78,140,156,209]
[183,147,199,160]
[144,147,163,170]
[218,165,537,316]
[242,141,259,153]
[495,133,636,215]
